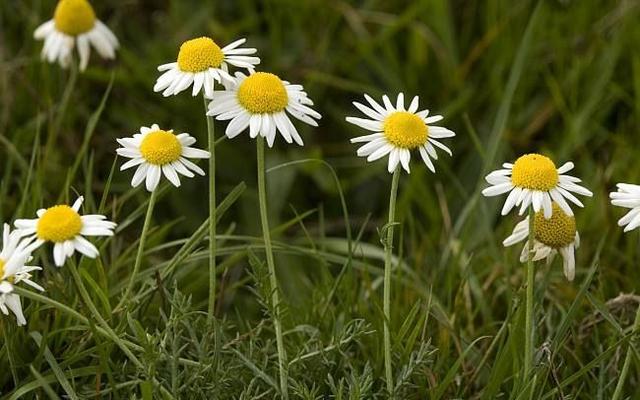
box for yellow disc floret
[177,37,224,72]
[237,72,289,114]
[383,111,428,149]
[54,0,96,36]
[37,205,83,242]
[140,130,182,165]
[534,203,576,248]
[511,153,559,191]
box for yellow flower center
[237,72,289,114]
[37,205,83,242]
[0,259,12,283]
[534,203,576,248]
[53,0,96,36]
[139,130,183,165]
[383,111,428,149]
[177,37,224,72]
[511,153,559,191]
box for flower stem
[204,95,217,324]
[383,167,401,397]
[256,136,288,400]
[612,302,640,400]
[45,59,78,161]
[116,189,157,311]
[524,206,535,391]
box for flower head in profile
[610,183,640,232]
[503,203,580,281]
[116,124,210,192]
[14,197,116,267]
[482,154,592,219]
[0,225,43,326]
[33,0,119,71]
[346,93,455,173]
[154,37,260,98]
[207,71,321,147]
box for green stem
[383,167,401,397]
[204,95,217,323]
[45,60,78,161]
[66,261,144,369]
[524,206,535,390]
[116,189,157,311]
[612,302,640,400]
[256,136,288,400]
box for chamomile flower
[207,71,321,147]
[609,183,640,232]
[482,154,592,219]
[346,93,455,173]
[116,124,210,192]
[154,37,260,98]
[33,0,119,71]
[14,197,116,267]
[0,225,43,326]
[503,203,580,281]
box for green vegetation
[2,0,640,398]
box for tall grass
[2,0,640,398]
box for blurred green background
[3,0,640,398]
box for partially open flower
[0,224,43,326]
[154,37,259,98]
[33,0,119,71]
[482,154,592,219]
[14,197,116,267]
[610,183,640,232]
[207,71,321,147]
[116,124,210,192]
[503,203,580,281]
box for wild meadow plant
[3,0,640,398]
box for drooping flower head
[346,93,455,173]
[0,224,44,326]
[33,0,119,71]
[482,154,592,219]
[14,197,116,267]
[116,124,210,192]
[207,71,321,147]
[503,203,580,281]
[154,37,260,98]
[610,183,640,232]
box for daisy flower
[14,196,116,267]
[482,154,592,219]
[346,93,455,173]
[154,37,260,98]
[116,124,210,192]
[33,0,119,71]
[503,203,580,281]
[207,71,321,147]
[0,225,43,326]
[610,183,640,232]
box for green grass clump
[2,0,640,398]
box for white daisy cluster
[482,153,592,281]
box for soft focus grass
[2,0,640,398]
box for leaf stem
[383,167,401,396]
[204,95,217,323]
[612,302,640,400]
[256,136,288,400]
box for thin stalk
[45,60,78,160]
[66,261,144,369]
[116,189,157,311]
[612,303,640,400]
[524,206,535,390]
[204,95,217,324]
[256,136,288,400]
[383,167,401,397]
